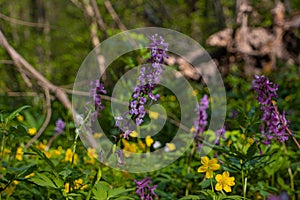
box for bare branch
[25,88,52,148]
[0,12,48,28]
[90,0,107,39]
[104,0,127,31]
[0,29,73,111]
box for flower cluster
[128,34,168,126]
[197,156,220,178]
[198,156,235,192]
[55,118,65,134]
[194,95,209,136]
[252,75,289,144]
[88,79,107,120]
[215,171,235,192]
[134,177,157,200]
[193,95,226,151]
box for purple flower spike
[215,125,226,145]
[134,177,157,200]
[194,95,209,137]
[55,118,65,134]
[116,34,168,139]
[252,75,290,144]
[89,79,106,120]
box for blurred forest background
[0,0,300,122]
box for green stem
[210,178,216,200]
[86,167,102,200]
[1,133,5,161]
[288,168,295,200]
[241,170,247,199]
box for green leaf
[199,179,211,189]
[246,143,257,159]
[92,183,108,200]
[179,195,201,199]
[29,172,57,188]
[5,105,30,123]
[107,187,134,199]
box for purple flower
[215,125,226,145]
[252,75,289,144]
[89,79,106,117]
[194,95,209,137]
[116,34,168,137]
[115,149,125,166]
[55,118,65,134]
[134,177,157,200]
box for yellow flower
[215,171,235,192]
[38,142,47,151]
[45,151,52,158]
[149,111,159,120]
[190,126,195,133]
[65,148,78,165]
[130,130,138,137]
[28,128,37,136]
[122,139,136,157]
[93,132,103,138]
[16,147,23,161]
[54,146,62,156]
[16,115,24,122]
[25,173,35,179]
[137,140,146,151]
[74,178,88,190]
[170,95,176,101]
[87,148,97,159]
[164,143,176,152]
[13,180,20,185]
[145,136,154,147]
[65,182,70,193]
[84,148,97,164]
[197,156,220,178]
[192,89,199,96]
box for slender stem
[210,178,216,200]
[241,169,247,199]
[244,177,247,200]
[282,142,296,200]
[1,133,5,161]
[272,103,300,149]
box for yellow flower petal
[215,174,222,182]
[149,111,159,120]
[210,163,220,171]
[130,130,138,137]
[28,128,37,136]
[210,158,218,164]
[198,166,208,173]
[223,171,230,177]
[215,183,223,191]
[223,185,232,192]
[201,156,209,165]
[206,171,214,178]
[145,136,154,147]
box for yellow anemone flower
[16,147,23,161]
[149,111,159,120]
[16,115,24,122]
[197,156,220,178]
[28,128,37,136]
[215,171,235,192]
[145,136,154,147]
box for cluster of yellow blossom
[65,148,78,165]
[84,148,98,164]
[198,156,235,192]
[64,179,88,193]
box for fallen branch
[25,88,52,148]
[0,29,73,111]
